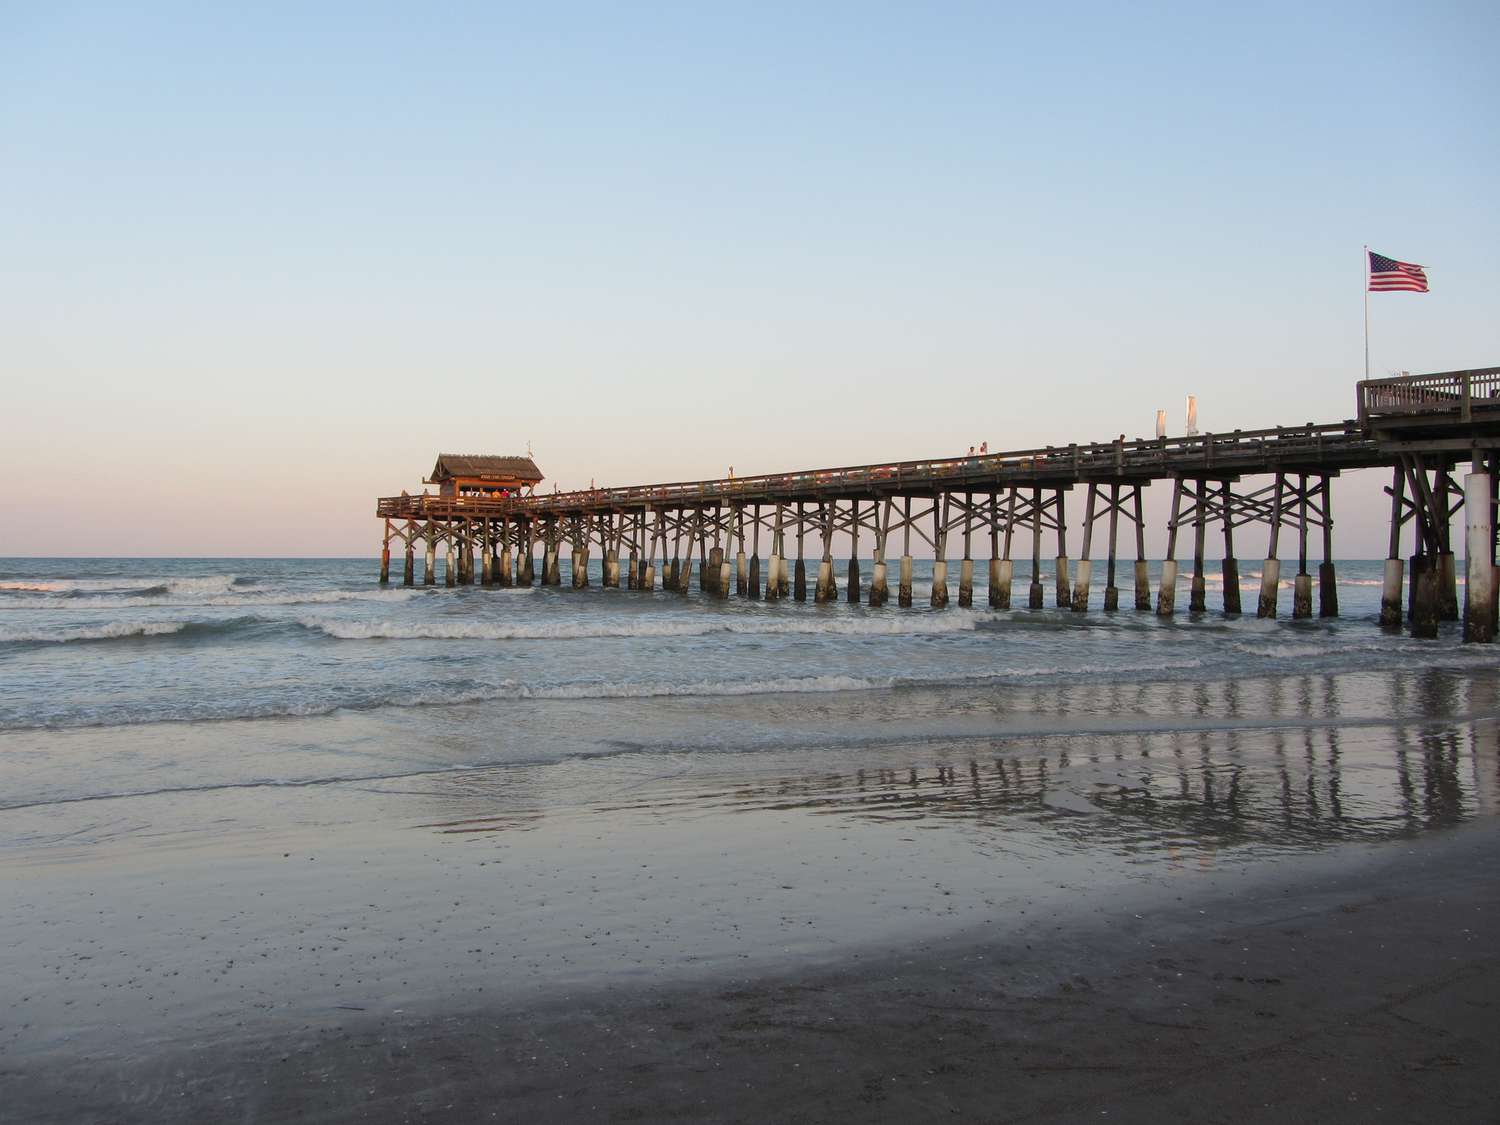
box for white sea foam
[295,611,1001,642]
[0,588,423,610]
[0,621,190,644]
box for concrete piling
[898,555,914,607]
[1464,470,1495,643]
[1380,558,1404,628]
[748,554,761,600]
[499,546,512,587]
[847,558,861,604]
[481,550,493,586]
[424,543,436,586]
[870,559,888,607]
[1293,573,1313,618]
[794,558,807,601]
[1410,554,1440,638]
[958,559,973,608]
[1054,556,1070,608]
[815,558,836,603]
[403,547,414,587]
[445,547,456,588]
[1222,558,1240,615]
[1156,560,1177,616]
[930,560,949,608]
[1071,558,1091,613]
[1134,560,1150,610]
[991,559,1011,609]
[1439,553,1459,621]
[1318,562,1338,618]
[1256,559,1280,618]
[379,544,390,585]
[606,549,621,588]
[736,551,747,597]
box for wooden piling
[815,502,837,603]
[1103,483,1119,611]
[1071,484,1096,612]
[1133,487,1151,610]
[1220,481,1240,615]
[899,498,914,607]
[1053,488,1070,609]
[1029,487,1044,609]
[848,500,862,604]
[870,498,890,607]
[1189,480,1207,613]
[958,494,973,607]
[1257,475,1283,618]
[1157,478,1183,616]
[990,492,1010,609]
[403,539,415,587]
[794,503,808,602]
[931,496,949,608]
[1293,474,1312,618]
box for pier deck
[375,367,1500,641]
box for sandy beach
[3,680,1497,1123]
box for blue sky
[2,2,1496,554]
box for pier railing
[1357,366,1500,427]
[377,420,1378,519]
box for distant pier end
[376,367,1500,644]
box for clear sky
[2,2,1496,556]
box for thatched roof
[430,454,544,483]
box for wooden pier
[376,367,1500,641]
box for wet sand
[2,689,1498,1122]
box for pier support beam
[898,498,914,607]
[1157,561,1177,616]
[1465,469,1495,643]
[1071,484,1096,613]
[1029,488,1044,609]
[990,492,1010,609]
[957,495,972,608]
[1257,476,1284,618]
[992,559,1011,610]
[847,501,862,604]
[1133,487,1150,610]
[815,503,837,603]
[931,497,949,608]
[1103,484,1120,612]
[794,504,808,602]
[1292,475,1312,618]
[1410,554,1440,638]
[1189,480,1207,613]
[1221,482,1240,615]
[1157,479,1183,616]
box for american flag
[1368,250,1429,292]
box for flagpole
[1362,244,1370,379]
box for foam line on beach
[293,610,1003,642]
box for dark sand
[3,695,1498,1124]
[5,818,1496,1123]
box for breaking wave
[294,611,1001,642]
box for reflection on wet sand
[409,713,1499,865]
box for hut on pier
[426,453,543,499]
